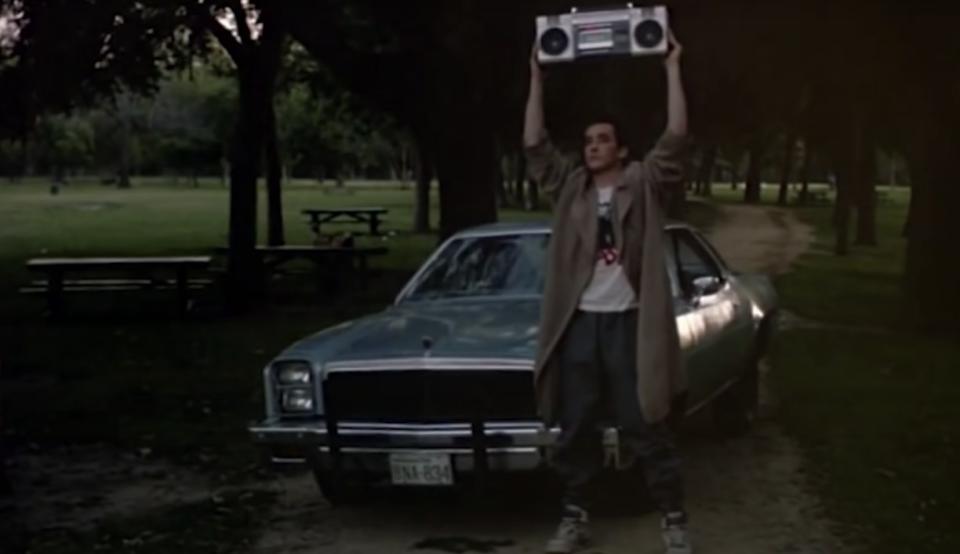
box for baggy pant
[551,309,685,514]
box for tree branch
[188,1,244,65]
[228,0,253,48]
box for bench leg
[48,271,64,319]
[176,267,189,317]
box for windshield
[403,233,550,301]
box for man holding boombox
[524,7,691,554]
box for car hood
[281,297,542,365]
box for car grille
[323,370,537,423]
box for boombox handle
[570,3,636,14]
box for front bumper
[249,419,568,473]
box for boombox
[536,4,669,64]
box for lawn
[762,185,960,553]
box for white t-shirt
[579,186,637,312]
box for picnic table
[214,245,389,295]
[302,207,389,240]
[22,256,213,317]
[794,189,831,205]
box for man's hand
[664,30,682,68]
[530,42,544,84]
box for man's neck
[591,165,624,189]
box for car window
[404,233,550,300]
[672,230,723,298]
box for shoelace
[557,518,582,537]
[663,525,688,547]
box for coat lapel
[570,169,595,252]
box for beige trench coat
[526,130,688,425]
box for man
[524,31,691,554]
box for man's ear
[618,146,629,161]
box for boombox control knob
[540,28,570,56]
[634,20,664,49]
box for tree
[33,113,95,181]
[183,0,288,305]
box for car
[249,221,778,502]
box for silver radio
[536,4,669,64]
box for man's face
[583,122,627,173]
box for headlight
[281,389,315,412]
[274,361,312,385]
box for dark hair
[583,114,626,148]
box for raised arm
[523,44,547,148]
[524,44,573,201]
[641,31,689,191]
[664,31,688,137]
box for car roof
[453,219,694,238]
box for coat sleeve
[524,134,575,205]
[639,130,688,204]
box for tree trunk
[413,137,433,234]
[435,127,498,238]
[799,142,811,205]
[221,156,229,187]
[117,119,132,189]
[264,100,285,247]
[22,135,35,177]
[777,134,796,206]
[902,186,914,238]
[744,144,763,204]
[902,112,960,337]
[225,70,268,312]
[667,180,686,220]
[495,151,508,210]
[696,145,716,198]
[832,149,854,256]
[514,151,527,208]
[527,178,540,211]
[854,129,877,246]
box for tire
[712,354,760,436]
[311,466,375,506]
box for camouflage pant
[552,309,685,514]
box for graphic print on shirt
[596,195,619,266]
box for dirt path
[247,204,847,554]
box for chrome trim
[270,456,309,465]
[685,377,738,416]
[317,446,541,455]
[323,357,534,374]
[250,420,560,448]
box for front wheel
[311,466,375,505]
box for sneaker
[661,511,692,554]
[545,505,591,554]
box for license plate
[389,452,454,486]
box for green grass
[767,187,960,553]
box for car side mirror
[692,275,723,298]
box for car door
[667,228,752,411]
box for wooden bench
[22,256,213,317]
[214,246,388,295]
